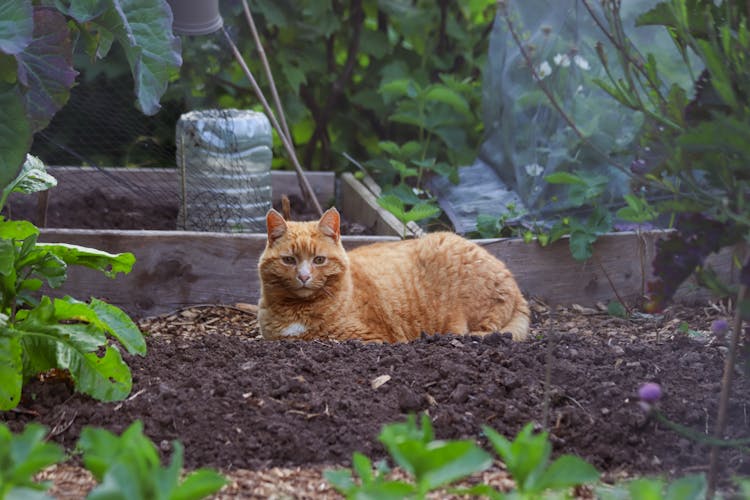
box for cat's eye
[313,256,327,265]
[281,256,296,265]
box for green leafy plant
[0,158,145,410]
[78,421,227,500]
[475,203,530,240]
[475,170,615,260]
[0,421,226,500]
[541,171,613,261]
[599,474,707,500]
[325,413,493,499]
[0,0,181,187]
[207,1,494,173]
[377,194,440,236]
[326,416,600,499]
[0,422,65,500]
[472,423,600,498]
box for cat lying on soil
[257,207,529,342]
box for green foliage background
[34,0,496,175]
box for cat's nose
[297,273,311,284]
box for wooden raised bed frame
[33,167,743,318]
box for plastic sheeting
[434,0,695,234]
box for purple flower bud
[711,319,729,336]
[638,382,662,404]
[630,158,648,175]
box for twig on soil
[594,255,632,316]
[707,283,747,498]
[154,303,260,319]
[542,307,556,431]
[49,410,77,438]
[10,407,40,417]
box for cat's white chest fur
[280,322,307,337]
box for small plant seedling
[326,413,493,499]
[598,473,707,500]
[607,300,628,318]
[677,321,703,339]
[78,421,227,500]
[377,194,441,234]
[476,423,600,498]
[324,453,413,500]
[0,423,64,500]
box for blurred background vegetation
[32,0,495,175]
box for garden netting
[433,0,697,234]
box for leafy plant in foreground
[326,415,600,499]
[78,421,227,500]
[473,423,600,498]
[598,474,708,500]
[0,158,145,410]
[0,0,180,189]
[0,422,65,500]
[325,413,493,499]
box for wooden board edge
[339,173,421,238]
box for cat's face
[259,208,349,299]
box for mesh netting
[16,29,272,233]
[433,0,696,233]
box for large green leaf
[0,423,65,492]
[0,237,16,276]
[15,7,78,132]
[16,297,133,402]
[88,297,146,355]
[0,83,32,191]
[544,172,587,185]
[0,333,23,410]
[58,0,110,23]
[81,422,226,500]
[0,0,33,55]
[16,297,107,353]
[403,202,440,223]
[23,334,132,401]
[93,0,182,115]
[414,441,492,490]
[171,467,228,500]
[423,85,471,117]
[0,155,57,210]
[0,218,39,241]
[535,455,599,493]
[34,243,134,278]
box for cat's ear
[266,209,288,245]
[317,207,341,242]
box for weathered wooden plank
[38,229,397,318]
[339,173,422,238]
[478,231,744,306]
[37,228,743,319]
[39,167,335,206]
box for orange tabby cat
[257,208,530,342]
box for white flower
[536,61,552,79]
[574,55,590,70]
[524,163,544,176]
[553,53,571,67]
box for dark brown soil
[4,304,748,487]
[4,191,371,234]
[6,189,178,230]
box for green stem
[652,411,750,450]
[707,284,748,498]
